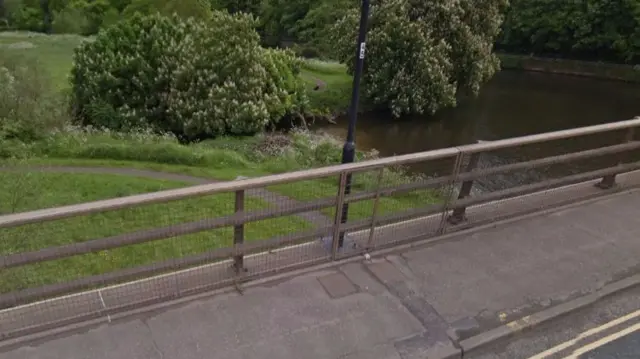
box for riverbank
[0,128,438,217]
[498,53,640,83]
[0,128,440,293]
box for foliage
[0,53,68,142]
[51,3,88,34]
[8,2,44,31]
[4,0,210,33]
[108,0,131,12]
[259,0,355,50]
[71,13,308,139]
[259,0,312,46]
[499,0,640,64]
[210,0,261,15]
[0,157,34,214]
[122,0,212,20]
[331,0,507,117]
[294,0,355,53]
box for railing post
[595,127,636,190]
[448,151,481,225]
[331,173,349,259]
[437,150,465,234]
[366,168,385,250]
[233,189,245,273]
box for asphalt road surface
[468,285,640,359]
[582,330,640,359]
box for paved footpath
[3,189,640,359]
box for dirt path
[0,165,332,228]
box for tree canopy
[499,0,640,64]
[331,0,507,117]
[72,13,307,138]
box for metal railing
[1,117,640,339]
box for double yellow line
[528,308,640,358]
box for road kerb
[459,274,640,354]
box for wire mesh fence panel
[0,192,240,300]
[448,127,640,229]
[252,176,339,274]
[241,214,332,279]
[2,118,640,341]
[262,177,338,230]
[333,154,460,254]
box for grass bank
[1,128,441,221]
[498,53,640,83]
[1,130,441,293]
[0,170,310,293]
[300,59,353,117]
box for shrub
[11,5,44,31]
[331,0,507,117]
[292,45,321,59]
[71,13,308,139]
[0,53,68,141]
[499,0,640,64]
[52,0,119,35]
[52,6,89,34]
[122,0,212,20]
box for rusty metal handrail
[2,116,639,230]
[0,148,461,229]
[457,117,640,154]
[2,117,640,229]
[1,116,640,316]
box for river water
[317,70,640,190]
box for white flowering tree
[72,12,308,138]
[331,0,507,117]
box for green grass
[6,152,442,222]
[0,32,87,90]
[300,59,353,115]
[0,171,187,213]
[268,174,442,221]
[0,135,440,293]
[0,171,311,293]
[0,127,442,222]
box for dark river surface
[316,70,640,190]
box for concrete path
[3,188,640,358]
[0,165,333,227]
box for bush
[0,53,68,141]
[71,13,308,139]
[122,0,212,20]
[292,45,321,59]
[331,0,507,117]
[52,6,89,34]
[499,0,640,64]
[52,0,119,35]
[10,5,44,31]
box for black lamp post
[338,0,371,248]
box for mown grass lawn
[0,171,311,293]
[268,176,443,221]
[6,156,443,223]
